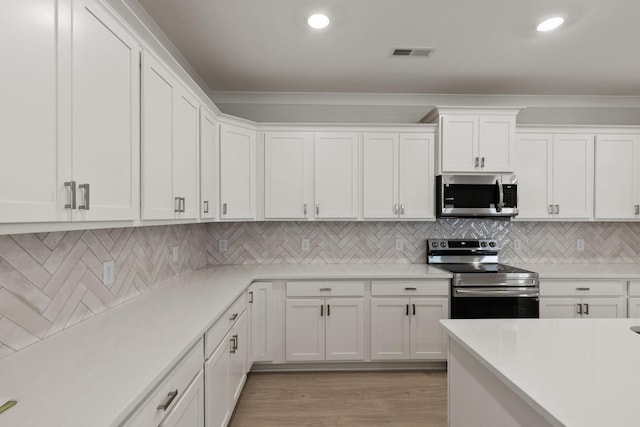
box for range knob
[431,242,438,248]
[489,241,496,247]
[440,242,446,248]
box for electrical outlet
[395,238,404,251]
[513,239,521,251]
[219,239,228,252]
[577,239,585,251]
[102,261,114,286]
[302,239,310,251]
[172,246,179,263]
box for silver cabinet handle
[554,204,560,214]
[230,336,236,354]
[400,204,405,214]
[577,303,583,315]
[174,197,181,213]
[320,305,323,317]
[412,303,416,316]
[229,313,238,321]
[316,204,320,215]
[64,181,76,209]
[248,291,253,304]
[223,203,227,215]
[584,303,589,315]
[576,287,591,291]
[635,205,639,215]
[203,200,209,214]
[394,204,399,214]
[78,183,90,210]
[548,205,553,214]
[319,287,332,292]
[157,390,178,411]
[481,157,485,168]
[304,203,308,216]
[327,304,330,316]
[474,157,479,168]
[233,334,238,351]
[181,197,186,213]
[406,304,409,316]
[405,287,417,291]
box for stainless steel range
[427,239,539,319]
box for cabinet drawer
[122,339,204,427]
[540,280,625,297]
[371,280,449,296]
[286,281,365,297]
[628,281,640,297]
[205,293,247,358]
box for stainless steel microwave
[436,175,518,218]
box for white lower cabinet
[249,282,276,363]
[539,279,626,319]
[122,340,204,427]
[285,281,365,362]
[204,300,249,427]
[370,281,449,360]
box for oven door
[451,287,539,319]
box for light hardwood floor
[229,371,447,427]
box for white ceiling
[136,0,640,96]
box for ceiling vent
[392,48,435,58]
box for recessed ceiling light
[308,13,330,29]
[536,16,565,32]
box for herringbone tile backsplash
[3,220,640,358]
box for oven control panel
[428,239,497,250]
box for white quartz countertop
[441,318,640,427]
[515,263,640,279]
[0,263,450,427]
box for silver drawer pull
[157,390,178,411]
[404,287,417,291]
[635,205,640,215]
[576,287,590,291]
[584,303,589,315]
[78,183,90,210]
[229,313,238,321]
[64,181,76,209]
[319,287,332,292]
[203,200,209,214]
[175,197,181,213]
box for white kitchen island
[441,318,640,427]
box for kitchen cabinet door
[552,134,594,219]
[172,88,200,219]
[0,0,66,222]
[398,133,434,219]
[72,0,140,221]
[249,282,276,363]
[325,298,365,361]
[582,298,626,319]
[314,132,359,219]
[220,123,257,220]
[229,312,248,403]
[362,133,398,219]
[628,298,640,318]
[204,338,231,427]
[264,132,313,219]
[539,298,581,318]
[594,135,640,219]
[478,115,515,172]
[515,134,553,219]
[285,299,325,361]
[370,298,411,360]
[410,298,448,360]
[440,116,478,172]
[200,109,218,219]
[159,372,204,427]
[141,53,175,220]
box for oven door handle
[453,287,540,298]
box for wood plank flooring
[229,371,447,427]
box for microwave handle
[496,180,504,212]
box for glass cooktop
[435,263,535,275]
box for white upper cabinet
[141,53,199,220]
[362,133,434,220]
[200,109,219,220]
[0,0,63,223]
[436,109,518,173]
[594,134,640,219]
[220,123,257,220]
[516,133,594,220]
[172,89,200,219]
[314,132,359,219]
[264,132,313,219]
[72,0,140,221]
